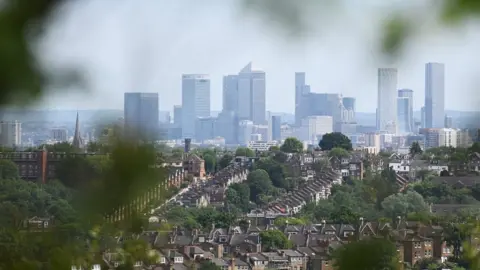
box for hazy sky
[35,0,480,113]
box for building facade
[124,92,159,140]
[425,62,445,128]
[182,74,211,139]
[0,120,22,147]
[377,68,398,134]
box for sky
[34,0,480,113]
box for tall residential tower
[181,74,210,139]
[425,62,445,128]
[377,68,398,134]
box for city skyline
[34,1,480,113]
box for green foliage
[171,147,184,159]
[235,147,255,157]
[203,153,216,173]
[332,238,400,270]
[259,229,292,251]
[409,141,423,156]
[199,260,222,270]
[255,158,291,190]
[319,132,352,151]
[381,191,429,219]
[0,159,19,180]
[42,142,77,153]
[218,153,233,169]
[247,169,276,205]
[274,217,306,226]
[164,206,237,230]
[280,137,303,153]
[410,180,478,204]
[225,183,251,212]
[328,147,350,158]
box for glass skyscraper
[425,62,445,128]
[124,92,159,140]
[181,74,210,140]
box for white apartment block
[0,121,22,147]
[248,141,278,152]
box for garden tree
[470,142,480,154]
[409,141,423,156]
[280,137,303,153]
[272,150,288,163]
[218,153,233,169]
[269,145,280,151]
[328,147,350,158]
[225,183,250,212]
[319,132,352,151]
[372,168,399,209]
[203,153,216,173]
[0,159,19,180]
[259,229,292,251]
[86,141,109,154]
[254,158,290,191]
[198,260,222,270]
[235,147,255,157]
[274,217,306,226]
[411,181,477,204]
[247,169,275,204]
[381,191,429,219]
[332,238,400,270]
[171,147,184,159]
[42,142,77,153]
[55,155,108,189]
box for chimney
[216,244,224,259]
[184,138,191,153]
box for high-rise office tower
[173,105,182,127]
[425,62,445,128]
[271,115,281,141]
[0,120,22,147]
[377,68,398,134]
[182,74,210,139]
[397,89,414,133]
[295,72,311,126]
[124,92,159,139]
[421,106,426,128]
[224,62,266,124]
[342,97,356,123]
[223,75,238,112]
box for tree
[235,147,255,157]
[269,145,280,152]
[255,158,289,190]
[0,159,19,179]
[328,147,350,158]
[332,238,400,270]
[319,132,352,151]
[381,191,429,219]
[409,142,423,156]
[171,147,184,159]
[198,260,221,270]
[225,183,250,212]
[280,137,303,153]
[247,169,274,204]
[218,153,233,169]
[260,230,292,251]
[203,153,216,173]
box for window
[414,242,422,248]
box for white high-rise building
[425,62,445,128]
[377,68,398,134]
[300,116,333,144]
[0,121,22,147]
[181,74,210,139]
[230,62,266,124]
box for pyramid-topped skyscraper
[72,112,84,150]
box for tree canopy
[280,137,303,153]
[319,132,352,151]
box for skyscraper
[425,62,445,128]
[342,97,356,123]
[377,68,398,133]
[295,72,311,126]
[182,74,210,139]
[397,89,414,134]
[124,92,159,139]
[271,115,281,141]
[224,62,266,124]
[173,105,182,127]
[222,75,238,112]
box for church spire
[72,112,83,150]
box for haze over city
[34,0,480,113]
